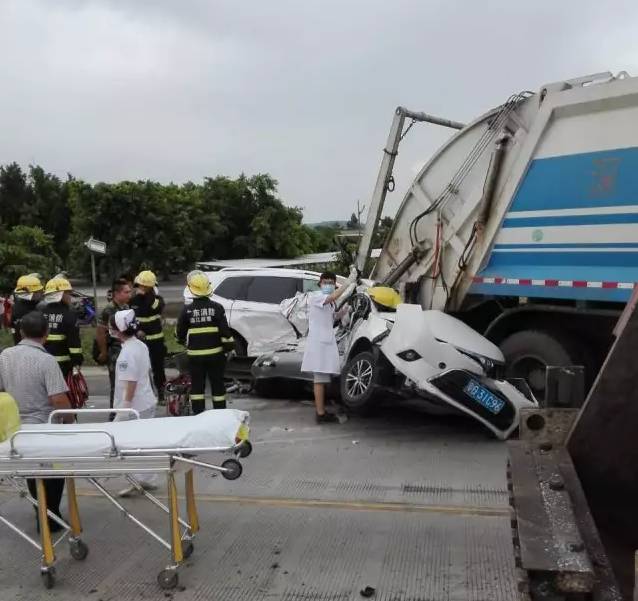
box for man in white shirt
[109,309,158,496]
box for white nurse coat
[301,291,340,375]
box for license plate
[463,380,505,414]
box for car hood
[422,310,503,362]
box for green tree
[0,163,33,228]
[307,225,339,253]
[0,163,71,262]
[200,173,314,259]
[346,212,360,230]
[0,225,60,292]
[28,166,72,262]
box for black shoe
[316,412,340,424]
[36,514,64,534]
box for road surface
[0,370,517,600]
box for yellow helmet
[44,277,72,295]
[368,286,401,310]
[187,273,212,297]
[15,274,44,294]
[134,270,157,288]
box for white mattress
[0,409,249,459]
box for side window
[302,278,320,293]
[246,277,298,304]
[214,276,250,300]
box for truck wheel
[499,330,580,405]
[340,351,379,412]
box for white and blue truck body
[369,72,638,399]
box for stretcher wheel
[182,540,194,559]
[221,458,242,481]
[157,568,179,590]
[41,568,55,589]
[237,440,252,458]
[70,539,89,561]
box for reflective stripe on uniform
[213,395,226,401]
[145,332,165,341]
[189,394,205,400]
[152,298,160,310]
[221,337,235,343]
[69,347,83,354]
[47,334,67,341]
[187,347,223,356]
[188,326,219,335]
[55,355,71,362]
[137,314,161,323]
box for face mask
[321,284,335,295]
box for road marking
[62,489,509,518]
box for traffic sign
[85,237,106,255]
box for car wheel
[500,329,581,406]
[340,350,379,412]
[232,331,248,356]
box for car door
[231,276,300,355]
[211,274,250,323]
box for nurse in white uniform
[109,309,159,496]
[301,268,357,423]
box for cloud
[1,0,638,222]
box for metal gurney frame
[0,408,252,590]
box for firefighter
[130,270,167,403]
[40,277,83,379]
[10,274,45,345]
[176,273,235,414]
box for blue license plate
[463,380,505,414]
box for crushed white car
[183,268,344,356]
[252,286,537,439]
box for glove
[346,265,359,285]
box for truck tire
[499,330,580,405]
[340,350,380,413]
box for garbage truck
[356,70,638,402]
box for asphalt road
[74,282,186,318]
[0,371,518,600]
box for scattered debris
[271,562,280,569]
[352,440,359,445]
[360,586,376,598]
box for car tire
[499,329,581,406]
[231,331,248,357]
[340,350,381,413]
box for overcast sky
[1,0,638,223]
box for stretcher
[0,408,252,590]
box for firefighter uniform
[41,278,83,379]
[176,274,234,414]
[130,271,166,400]
[10,275,44,345]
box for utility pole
[84,237,107,316]
[356,199,366,230]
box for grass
[0,325,182,366]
